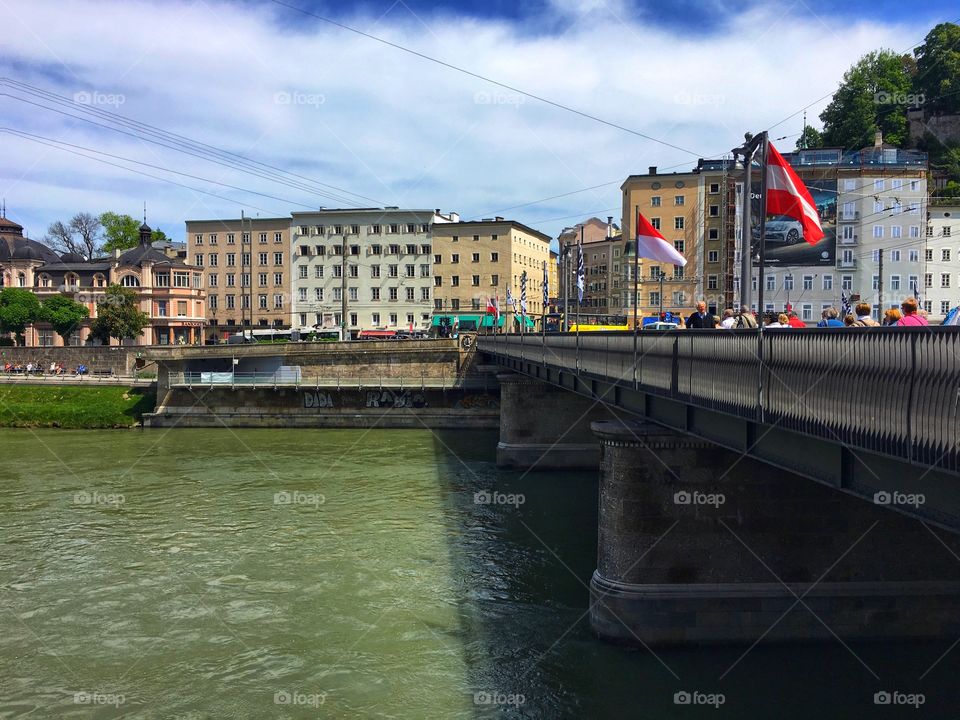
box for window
[909,275,918,291]
[709,183,719,194]
[406,244,417,255]
[370,224,381,234]
[420,264,430,278]
[194,254,204,267]
[194,234,203,245]
[451,254,459,264]
[208,295,217,310]
[451,276,460,287]
[802,304,812,321]
[709,205,719,217]
[841,275,852,290]
[943,249,951,262]
[891,227,902,239]
[349,288,358,301]
[259,233,267,243]
[389,244,400,255]
[707,275,718,290]
[823,275,833,291]
[842,202,856,220]
[154,272,170,287]
[651,196,661,207]
[226,253,236,267]
[420,287,430,301]
[844,179,856,191]
[649,291,661,307]
[874,201,884,214]
[873,226,883,239]
[491,274,499,286]
[208,254,218,267]
[274,294,284,309]
[803,275,813,290]
[926,248,934,262]
[890,249,901,261]
[226,273,236,287]
[674,240,685,253]
[388,265,398,278]
[942,301,951,316]
[208,273,218,288]
[349,266,358,278]
[371,265,381,278]
[156,300,168,317]
[371,287,381,301]
[472,275,480,286]
[708,228,719,240]
[674,195,684,206]
[274,272,283,285]
[891,275,901,291]
[766,274,776,291]
[350,225,360,235]
[434,276,442,287]
[274,252,283,265]
[351,245,360,256]
[910,226,920,239]
[941,273,951,289]
[333,288,342,301]
[242,232,250,243]
[176,301,187,317]
[121,275,140,287]
[944,226,953,237]
[405,287,415,301]
[405,264,415,278]
[314,267,323,279]
[909,203,920,215]
[315,288,323,301]
[298,288,307,302]
[371,245,381,255]
[226,295,235,309]
[874,179,884,191]
[674,217,684,230]
[673,265,684,279]
[333,266,342,278]
[707,250,719,263]
[372,312,380,326]
[274,232,283,243]
[925,273,933,289]
[872,274,880,290]
[299,266,308,279]
[389,287,398,301]
[208,234,218,245]
[389,224,399,234]
[784,275,794,291]
[650,218,661,230]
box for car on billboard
[764,216,805,244]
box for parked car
[765,215,804,244]
[643,321,679,330]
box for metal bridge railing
[478,328,960,474]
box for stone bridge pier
[496,373,616,469]
[590,419,960,646]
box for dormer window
[121,275,140,287]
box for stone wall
[145,385,500,428]
[0,346,140,375]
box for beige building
[557,216,625,320]
[622,166,711,321]
[431,218,551,330]
[184,217,291,341]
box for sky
[1,0,955,246]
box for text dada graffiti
[303,391,335,408]
[365,390,427,408]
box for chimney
[435,209,441,214]
[495,216,503,221]
[649,166,657,175]
[874,130,883,148]
[450,212,460,222]
[607,216,613,239]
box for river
[0,428,958,718]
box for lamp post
[658,269,665,318]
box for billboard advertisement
[752,177,836,267]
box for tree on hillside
[820,50,913,149]
[89,284,148,344]
[914,23,960,115]
[0,288,42,345]
[796,125,823,150]
[41,295,89,346]
[44,212,103,259]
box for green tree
[41,295,89,346]
[913,23,960,114]
[90,284,149,344]
[796,125,823,150]
[0,288,42,345]
[820,50,913,149]
[100,212,142,253]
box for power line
[3,129,283,216]
[1,78,384,208]
[269,0,705,158]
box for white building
[290,208,454,335]
[924,205,960,322]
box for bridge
[479,328,960,645]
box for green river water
[1,428,959,718]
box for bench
[90,369,114,377]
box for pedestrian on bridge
[687,301,717,329]
[897,297,929,327]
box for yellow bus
[567,323,630,332]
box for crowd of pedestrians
[685,298,931,329]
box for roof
[0,217,24,233]
[431,219,551,243]
[0,236,61,264]
[118,244,189,267]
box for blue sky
[1,0,955,245]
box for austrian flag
[635,211,687,266]
[765,142,825,245]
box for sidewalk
[0,374,156,387]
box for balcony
[838,234,858,246]
[839,258,857,269]
[839,212,860,223]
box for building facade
[290,209,449,334]
[557,217,625,319]
[431,218,551,329]
[925,205,960,321]
[1,216,205,346]
[184,217,291,342]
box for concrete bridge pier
[589,419,960,646]
[496,373,614,469]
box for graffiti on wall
[365,390,427,408]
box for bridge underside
[490,353,960,534]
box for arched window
[38,274,51,288]
[120,275,141,287]
[17,273,26,287]
[93,274,106,288]
[64,273,80,290]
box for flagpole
[576,225,582,372]
[755,130,770,328]
[633,205,640,387]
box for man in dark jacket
[687,301,717,329]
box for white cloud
[0,0,935,242]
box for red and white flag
[486,294,500,322]
[635,211,687,266]
[765,142,825,245]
